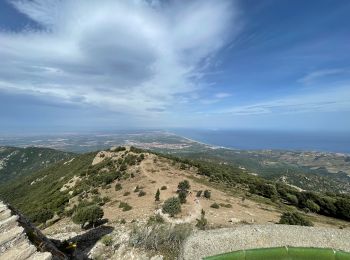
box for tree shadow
[52,224,114,260]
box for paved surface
[181,224,350,260]
[0,201,66,260]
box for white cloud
[214,85,350,116]
[298,69,348,85]
[0,0,238,115]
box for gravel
[181,224,350,260]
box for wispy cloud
[214,85,350,116]
[298,69,349,85]
[0,0,238,115]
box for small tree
[162,197,181,217]
[196,209,207,230]
[178,180,190,191]
[155,189,160,202]
[115,183,122,191]
[196,190,202,197]
[72,205,104,228]
[178,190,187,204]
[204,190,211,199]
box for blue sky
[0,0,349,134]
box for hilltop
[0,146,73,183]
[0,146,349,259]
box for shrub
[251,183,277,198]
[178,190,187,204]
[115,183,122,191]
[120,218,126,224]
[129,223,192,259]
[123,191,130,196]
[178,180,190,191]
[101,235,113,246]
[147,214,165,225]
[196,209,207,230]
[162,197,181,217]
[204,190,211,199]
[285,193,298,205]
[32,209,54,224]
[119,202,132,211]
[161,186,167,190]
[219,203,232,208]
[72,204,104,228]
[138,190,146,197]
[305,199,320,213]
[210,203,220,209]
[279,212,313,226]
[155,189,160,202]
[196,190,202,197]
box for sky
[0,0,349,134]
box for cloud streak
[0,0,237,115]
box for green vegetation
[160,186,167,190]
[196,209,207,230]
[130,223,192,259]
[101,235,113,246]
[196,190,202,197]
[178,190,187,204]
[147,214,165,225]
[119,202,132,211]
[210,203,220,209]
[162,197,181,217]
[155,188,160,202]
[177,180,190,191]
[0,147,73,184]
[204,190,211,199]
[115,183,122,191]
[72,204,104,228]
[138,190,146,197]
[279,212,313,226]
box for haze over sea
[173,129,350,154]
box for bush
[178,190,187,204]
[147,214,164,225]
[196,190,202,197]
[251,183,277,198]
[196,209,207,230]
[123,191,130,196]
[101,235,113,246]
[162,197,181,217]
[210,203,220,209]
[178,180,190,191]
[138,190,146,197]
[161,186,167,190]
[285,193,298,205]
[119,202,132,211]
[120,218,126,224]
[32,209,54,224]
[203,190,211,199]
[219,203,232,208]
[115,183,122,191]
[72,204,104,228]
[305,199,320,213]
[279,212,313,226]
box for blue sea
[173,129,350,154]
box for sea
[172,129,350,154]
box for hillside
[0,146,73,184]
[0,146,349,259]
